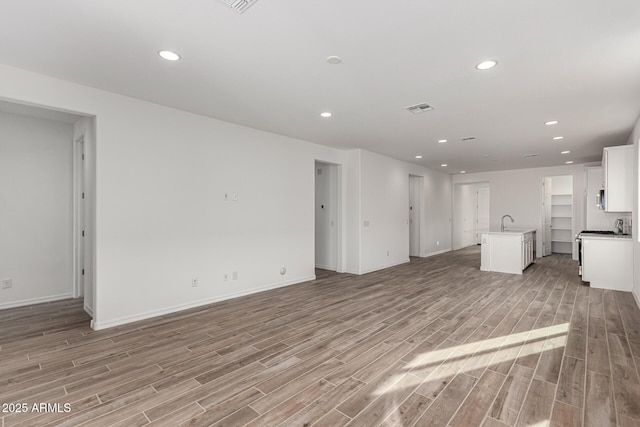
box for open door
[542,177,552,256]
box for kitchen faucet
[501,215,514,232]
[615,218,624,234]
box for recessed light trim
[320,112,333,118]
[441,164,448,167]
[460,171,466,174]
[158,50,181,61]
[561,150,570,154]
[438,139,447,144]
[565,161,574,164]
[553,136,564,140]
[326,56,342,64]
[545,120,559,126]
[415,155,423,159]
[476,60,497,70]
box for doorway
[453,182,490,249]
[315,161,341,272]
[541,175,573,256]
[409,175,423,257]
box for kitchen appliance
[575,230,615,276]
[596,189,605,210]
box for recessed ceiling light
[320,112,333,118]
[553,136,564,140]
[561,150,570,154]
[476,60,497,70]
[565,161,574,164]
[545,120,559,126]
[438,139,447,143]
[460,171,466,174]
[441,164,448,167]
[415,155,423,159]
[158,50,181,61]
[326,56,342,64]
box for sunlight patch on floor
[373,323,569,396]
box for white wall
[353,150,452,274]
[315,162,337,270]
[0,64,348,329]
[627,117,640,306]
[0,111,74,309]
[0,64,454,328]
[453,164,586,260]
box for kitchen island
[480,229,536,275]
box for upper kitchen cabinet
[602,145,633,212]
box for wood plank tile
[587,338,611,376]
[449,369,506,427]
[1,248,631,427]
[516,379,556,427]
[555,356,585,408]
[378,392,433,427]
[413,373,477,427]
[489,366,533,425]
[585,371,616,427]
[550,401,582,427]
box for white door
[409,176,422,257]
[543,177,552,256]
[476,186,490,244]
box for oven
[576,230,615,276]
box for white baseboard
[0,293,73,311]
[84,304,94,318]
[315,264,336,271]
[420,248,451,258]
[91,275,316,331]
[359,259,410,275]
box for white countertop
[484,228,537,236]
[580,233,631,240]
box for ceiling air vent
[218,0,258,14]
[461,136,477,143]
[405,102,434,115]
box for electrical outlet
[437,241,440,246]
[1,278,12,289]
[224,273,229,281]
[232,272,238,280]
[192,278,198,287]
[232,192,238,201]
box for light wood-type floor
[2,247,640,427]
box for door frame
[314,161,344,273]
[72,135,85,298]
[408,175,423,257]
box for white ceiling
[1,0,639,173]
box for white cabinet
[582,236,632,291]
[521,231,536,269]
[481,229,536,275]
[602,145,633,212]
